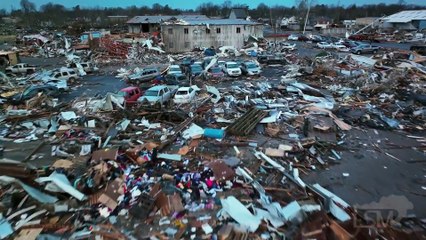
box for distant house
[280,16,299,30]
[1,17,19,24]
[343,20,356,29]
[107,16,129,23]
[228,8,249,20]
[161,18,263,53]
[383,10,426,31]
[356,17,380,28]
[80,31,110,43]
[127,15,209,34]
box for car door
[189,87,195,100]
[163,87,170,101]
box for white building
[127,15,209,34]
[383,10,426,31]
[161,19,263,53]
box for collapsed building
[161,19,263,53]
[126,15,209,34]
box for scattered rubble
[0,24,425,240]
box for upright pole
[303,0,311,35]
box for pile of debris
[0,63,425,239]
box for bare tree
[20,0,36,13]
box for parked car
[350,44,381,55]
[45,79,68,91]
[67,62,98,74]
[287,34,299,41]
[310,35,324,43]
[257,54,288,65]
[137,85,178,105]
[240,61,262,76]
[189,64,204,77]
[332,43,350,52]
[128,68,160,83]
[280,42,296,51]
[217,60,226,68]
[5,63,36,75]
[9,85,59,104]
[206,66,224,79]
[50,68,80,82]
[168,65,182,75]
[163,73,190,85]
[223,62,242,77]
[316,42,333,49]
[342,40,361,48]
[298,35,309,41]
[118,86,142,104]
[173,86,197,104]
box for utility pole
[303,0,311,35]
[270,8,277,46]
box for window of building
[169,42,174,48]
[168,28,173,34]
[184,28,189,34]
[216,28,221,34]
[184,42,190,48]
[206,28,211,34]
[236,27,241,33]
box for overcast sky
[1,0,425,11]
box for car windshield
[227,64,238,68]
[177,75,187,81]
[144,90,158,96]
[170,67,180,72]
[117,91,127,97]
[246,63,258,69]
[176,90,189,95]
[191,65,202,71]
[211,67,221,73]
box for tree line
[0,0,424,29]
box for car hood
[138,96,159,102]
[227,68,241,71]
[248,67,261,72]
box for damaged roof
[127,15,209,24]
[161,18,262,26]
[384,10,426,23]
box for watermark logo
[353,195,414,228]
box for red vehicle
[118,86,142,104]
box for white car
[51,68,80,81]
[46,79,68,91]
[287,34,299,41]
[316,42,333,49]
[280,42,296,51]
[223,62,242,77]
[240,61,262,76]
[173,86,197,104]
[217,60,226,68]
[332,43,350,52]
[168,65,182,75]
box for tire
[69,77,75,81]
[356,51,361,55]
[373,50,378,54]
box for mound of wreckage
[0,33,426,240]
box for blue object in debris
[204,128,225,139]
